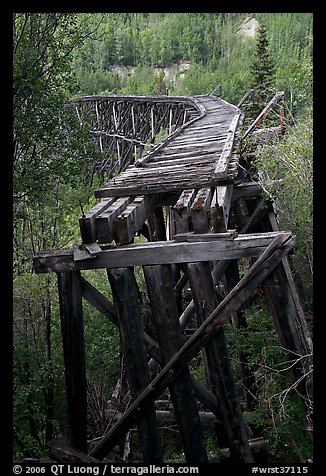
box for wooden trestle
[33,93,313,463]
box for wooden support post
[172,189,196,235]
[187,262,253,462]
[57,271,87,452]
[143,264,208,464]
[90,233,294,461]
[191,187,214,233]
[147,206,166,242]
[107,268,163,463]
[259,215,313,432]
[211,185,233,232]
[223,261,257,410]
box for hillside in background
[72,13,312,111]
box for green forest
[13,13,313,464]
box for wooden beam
[259,215,313,430]
[89,233,295,461]
[79,198,116,244]
[143,264,208,464]
[187,262,253,462]
[190,187,214,234]
[243,92,285,139]
[33,232,292,273]
[172,189,197,234]
[147,206,167,241]
[96,197,132,243]
[211,185,233,232]
[57,271,87,452]
[214,111,242,179]
[223,261,257,411]
[113,196,149,245]
[107,268,163,463]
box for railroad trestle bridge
[33,91,313,464]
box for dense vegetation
[13,12,313,462]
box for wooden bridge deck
[94,95,243,197]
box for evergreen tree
[250,22,275,114]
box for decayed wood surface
[187,261,253,462]
[107,268,163,463]
[90,234,295,460]
[93,95,243,197]
[57,271,87,453]
[143,264,208,464]
[33,231,292,273]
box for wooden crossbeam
[79,198,116,244]
[113,196,149,245]
[96,197,132,243]
[90,233,295,460]
[33,232,292,273]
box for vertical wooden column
[143,264,208,464]
[259,215,313,430]
[186,262,253,463]
[223,260,257,410]
[107,267,163,464]
[57,271,87,452]
[147,206,166,242]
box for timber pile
[33,91,313,464]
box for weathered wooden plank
[34,232,292,273]
[214,111,242,179]
[113,196,150,245]
[191,187,214,234]
[210,185,233,232]
[172,189,197,234]
[174,230,238,242]
[108,268,163,463]
[96,196,132,243]
[79,198,116,244]
[94,174,234,197]
[145,155,217,167]
[90,234,295,461]
[187,262,253,462]
[57,271,87,452]
[169,135,227,147]
[143,264,208,464]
